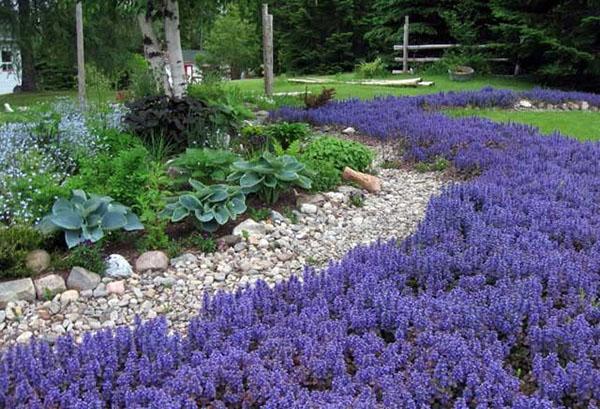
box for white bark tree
[135,0,186,98]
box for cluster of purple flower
[1,88,599,408]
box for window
[1,50,12,72]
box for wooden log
[417,81,435,87]
[342,167,381,193]
[287,78,331,84]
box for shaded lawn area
[445,108,600,141]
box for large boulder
[67,267,101,291]
[25,250,51,274]
[34,274,66,299]
[0,278,35,308]
[135,251,169,272]
[104,254,133,278]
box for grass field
[445,108,600,141]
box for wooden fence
[393,16,509,74]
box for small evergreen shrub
[0,225,44,278]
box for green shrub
[0,225,44,278]
[227,152,312,204]
[265,122,310,150]
[355,57,387,79]
[160,180,247,232]
[168,148,240,187]
[56,242,105,274]
[237,125,272,157]
[302,136,373,173]
[414,157,450,173]
[237,123,311,158]
[303,159,341,192]
[182,233,217,253]
[248,207,271,221]
[127,54,160,99]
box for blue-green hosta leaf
[50,211,83,230]
[264,175,278,187]
[65,230,84,249]
[179,194,202,210]
[171,206,190,222]
[107,203,129,215]
[252,164,277,174]
[275,170,298,182]
[208,189,228,203]
[227,171,244,182]
[240,172,264,188]
[52,198,72,214]
[213,206,229,225]
[38,216,59,235]
[83,198,103,216]
[87,213,102,227]
[71,189,88,201]
[101,212,128,230]
[189,178,208,192]
[194,209,214,222]
[229,197,247,215]
[297,174,312,189]
[201,220,220,232]
[231,161,253,171]
[124,213,144,231]
[88,226,104,242]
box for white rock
[60,290,80,305]
[16,331,33,344]
[581,101,589,110]
[518,99,532,108]
[34,274,66,299]
[233,219,266,237]
[342,126,356,134]
[105,254,133,278]
[0,278,36,308]
[300,203,318,214]
[67,267,101,291]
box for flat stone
[104,254,133,278]
[233,219,266,237]
[34,274,66,299]
[518,99,533,108]
[25,250,51,274]
[342,126,356,134]
[220,235,241,246]
[60,290,79,304]
[300,203,318,214]
[106,281,125,295]
[171,253,197,265]
[16,331,33,344]
[135,251,169,272]
[0,278,35,308]
[67,267,101,291]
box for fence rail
[393,17,510,73]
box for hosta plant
[227,152,312,204]
[38,190,144,248]
[160,180,246,232]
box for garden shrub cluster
[1,88,598,407]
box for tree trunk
[75,1,86,108]
[163,0,186,98]
[137,12,170,96]
[17,0,36,91]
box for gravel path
[0,164,444,348]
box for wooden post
[402,15,409,73]
[262,4,274,97]
[75,1,85,108]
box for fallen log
[342,167,381,193]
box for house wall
[0,42,20,95]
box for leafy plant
[355,57,387,79]
[168,148,240,187]
[282,207,299,224]
[349,192,365,207]
[124,95,238,154]
[55,241,106,273]
[160,180,247,232]
[302,136,373,173]
[39,190,144,248]
[182,233,217,253]
[303,158,341,192]
[265,122,311,150]
[304,87,336,109]
[227,152,312,204]
[0,225,44,279]
[414,157,450,173]
[248,207,271,222]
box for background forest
[0,0,598,91]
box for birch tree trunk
[163,0,186,98]
[137,12,171,96]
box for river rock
[25,250,51,274]
[0,278,35,308]
[104,254,133,278]
[34,274,66,299]
[67,267,101,291]
[135,251,169,272]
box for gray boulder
[135,251,169,272]
[67,267,101,291]
[25,250,51,274]
[34,274,66,299]
[0,278,35,308]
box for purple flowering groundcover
[1,88,599,408]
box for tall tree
[16,0,35,91]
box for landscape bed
[1,88,599,407]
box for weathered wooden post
[75,1,86,108]
[262,4,274,97]
[402,15,409,73]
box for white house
[0,35,20,95]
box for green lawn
[231,72,533,101]
[445,108,600,141]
